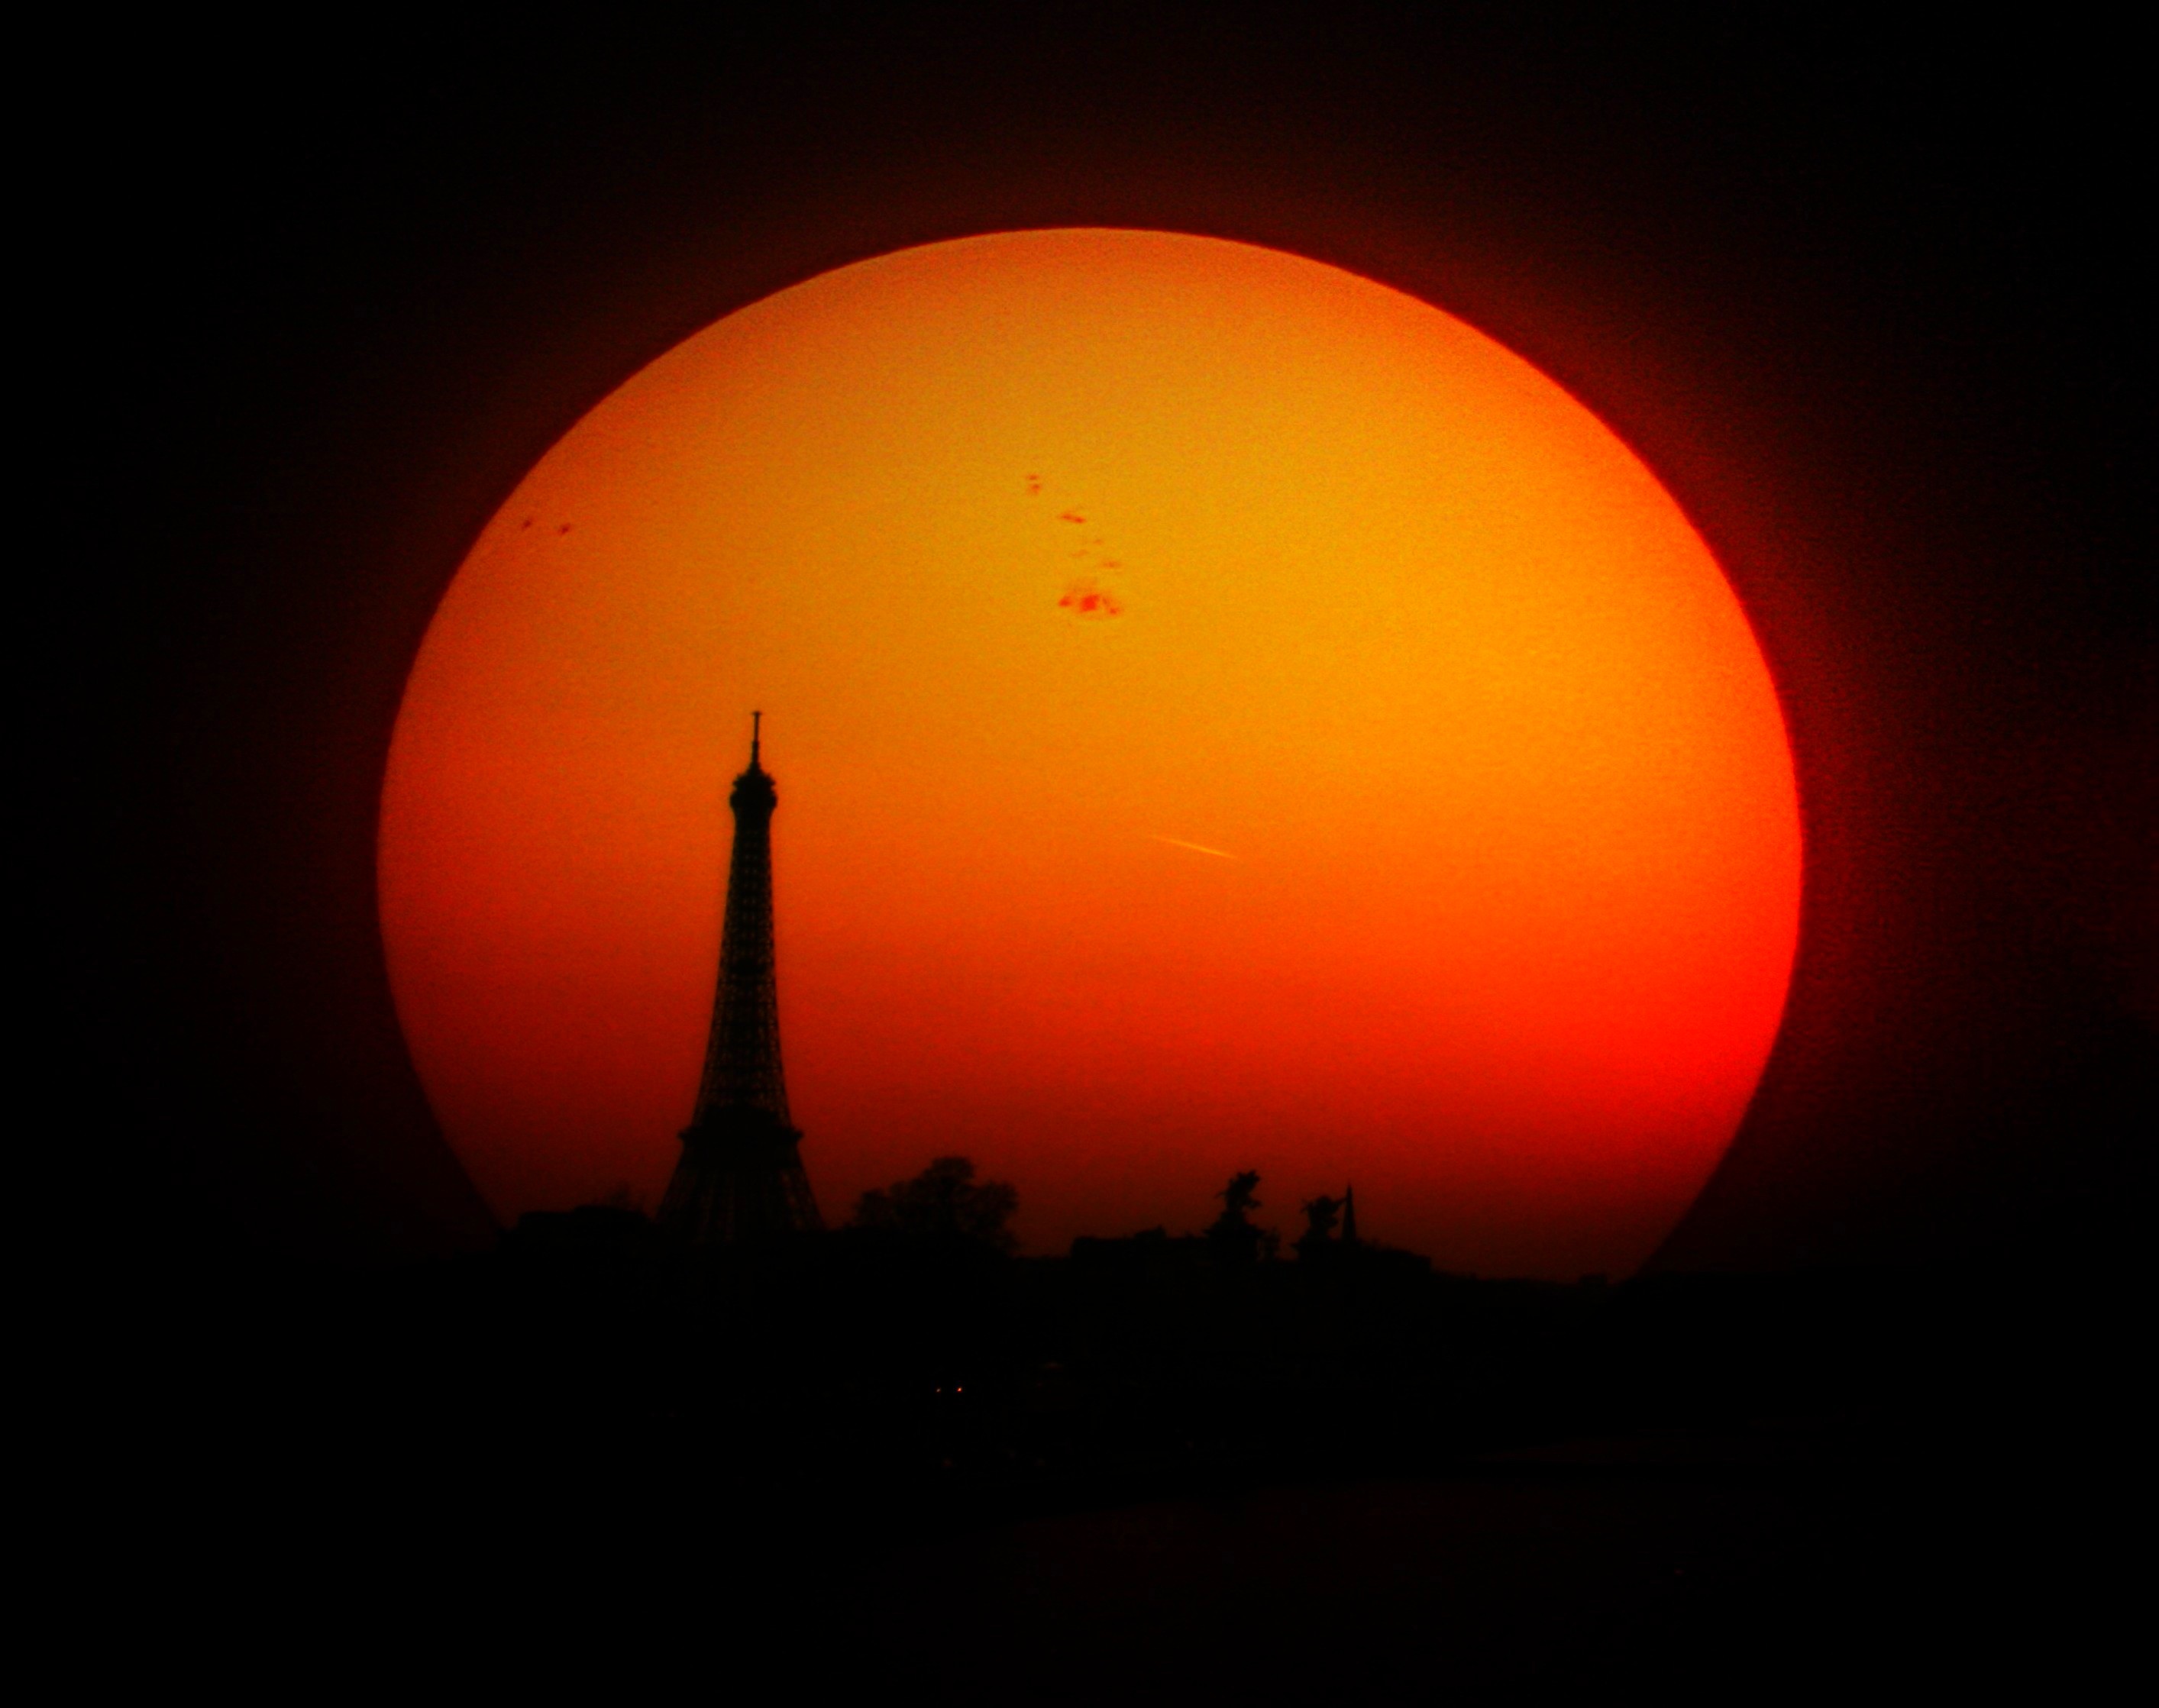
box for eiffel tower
[658,712,822,1243]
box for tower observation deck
[658,713,823,1243]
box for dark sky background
[48,8,2148,1277]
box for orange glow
[380,230,1799,1277]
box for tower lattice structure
[659,713,823,1243]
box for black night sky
[39,9,2149,1687]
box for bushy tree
[1207,1170,1277,1263]
[1296,1193,1344,1260]
[852,1156,1020,1252]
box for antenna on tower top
[751,709,762,765]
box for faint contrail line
[1150,835,1239,860]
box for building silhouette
[658,713,822,1243]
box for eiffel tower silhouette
[658,713,822,1243]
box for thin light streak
[1151,835,1240,861]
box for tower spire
[658,713,821,1244]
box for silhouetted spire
[658,711,820,1244]
[1341,1183,1359,1245]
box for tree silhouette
[1296,1193,1343,1260]
[1207,1170,1275,1264]
[852,1157,1020,1252]
[1220,1171,1262,1219]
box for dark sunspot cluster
[1058,581,1124,618]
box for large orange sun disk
[380,229,1799,1277]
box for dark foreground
[103,1225,2132,1695]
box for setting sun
[379,228,1799,1277]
